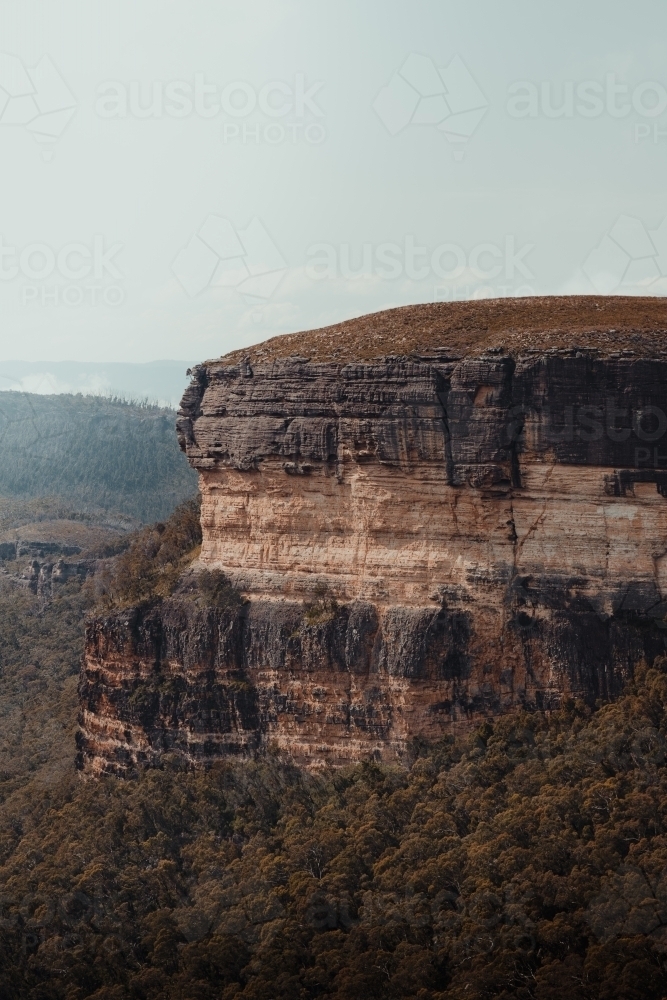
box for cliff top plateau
[218,295,667,367]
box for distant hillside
[0,360,193,409]
[0,392,197,523]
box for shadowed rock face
[79,336,667,773]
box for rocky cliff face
[78,298,667,773]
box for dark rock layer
[79,591,665,776]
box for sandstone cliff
[78,297,667,773]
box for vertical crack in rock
[435,374,455,487]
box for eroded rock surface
[78,301,667,772]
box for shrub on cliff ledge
[93,495,202,607]
[196,568,244,610]
[304,582,339,624]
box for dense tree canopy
[2,662,667,997]
[0,393,196,523]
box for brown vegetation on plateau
[220,295,667,366]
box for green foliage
[0,392,197,522]
[304,582,339,624]
[196,568,244,610]
[0,578,94,802]
[92,496,202,607]
[3,660,667,995]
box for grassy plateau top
[216,295,667,368]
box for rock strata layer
[79,300,667,773]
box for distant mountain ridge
[0,360,194,409]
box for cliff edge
[78,296,667,773]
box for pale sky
[1,0,666,366]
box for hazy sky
[1,0,666,365]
